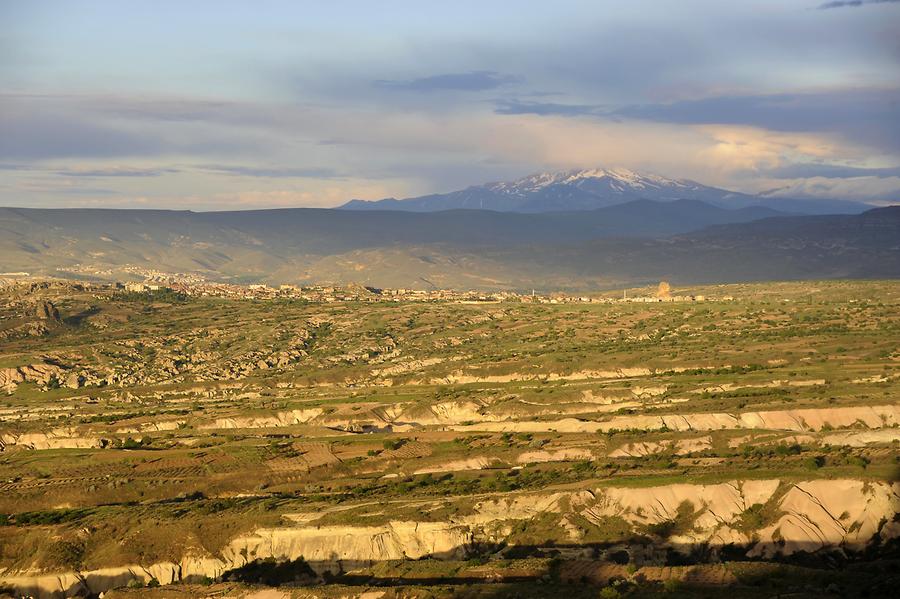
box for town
[78,278,718,304]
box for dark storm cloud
[611,90,894,130]
[0,94,272,161]
[818,0,900,9]
[610,88,900,151]
[764,163,900,178]
[488,88,900,158]
[492,88,900,152]
[374,71,519,92]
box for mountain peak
[339,168,871,215]
[482,167,686,196]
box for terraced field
[0,279,898,598]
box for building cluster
[616,294,707,303]
[57,265,208,285]
[2,270,730,304]
[163,282,517,303]
[109,280,724,304]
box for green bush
[804,455,826,469]
[663,578,682,593]
[382,439,407,450]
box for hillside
[0,204,896,290]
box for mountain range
[341,168,871,215]
[2,198,897,291]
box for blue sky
[1,0,898,208]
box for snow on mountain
[485,168,692,196]
[340,167,872,214]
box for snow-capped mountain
[485,168,690,196]
[340,167,870,214]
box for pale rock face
[35,301,61,322]
[749,480,900,558]
[735,405,897,431]
[432,367,657,385]
[199,408,323,430]
[608,436,711,458]
[398,400,493,426]
[0,362,66,394]
[115,420,186,434]
[820,429,900,447]
[0,427,101,450]
[372,357,444,377]
[446,405,899,434]
[208,521,472,576]
[0,522,471,598]
[63,372,82,389]
[587,481,725,551]
[1,480,896,598]
[0,367,25,393]
[630,385,668,398]
[413,456,497,474]
[585,480,780,541]
[0,563,181,599]
[517,448,594,464]
[459,491,595,527]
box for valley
[2,204,898,292]
[0,279,897,598]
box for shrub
[599,587,622,599]
[804,455,825,469]
[663,578,682,593]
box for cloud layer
[1,1,898,208]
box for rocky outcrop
[0,362,68,394]
[608,436,711,458]
[447,404,900,433]
[413,456,498,474]
[429,366,724,386]
[0,522,471,599]
[0,479,896,598]
[198,408,323,430]
[36,301,61,322]
[0,428,102,450]
[820,429,900,447]
[0,367,25,393]
[397,400,496,426]
[748,480,899,557]
[585,479,899,557]
[115,420,186,434]
[586,480,781,549]
[460,491,595,527]
[0,562,180,599]
[517,448,594,464]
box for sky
[1,0,899,209]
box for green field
[0,279,898,599]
